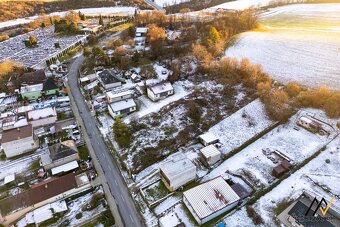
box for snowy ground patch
[203,109,338,188]
[221,137,340,226]
[208,99,276,155]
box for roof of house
[21,70,46,85]
[51,160,79,175]
[28,107,57,121]
[109,98,136,112]
[199,132,219,144]
[200,145,221,159]
[4,174,15,184]
[273,164,285,175]
[97,69,121,85]
[136,27,148,33]
[183,177,240,219]
[106,90,133,100]
[1,124,32,143]
[43,78,58,91]
[21,83,43,93]
[281,160,292,169]
[80,73,97,83]
[148,82,173,95]
[160,153,196,181]
[48,140,78,162]
[288,200,335,227]
[0,173,78,216]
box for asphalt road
[68,56,142,227]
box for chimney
[45,184,48,189]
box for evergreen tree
[112,117,132,148]
[99,15,104,26]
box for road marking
[102,153,105,158]
[115,180,118,185]
[121,194,125,201]
[130,215,134,223]
[108,166,112,171]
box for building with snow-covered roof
[297,116,322,133]
[147,81,174,102]
[41,140,79,170]
[3,174,15,185]
[51,160,79,175]
[199,132,219,146]
[1,125,38,158]
[160,153,196,192]
[108,98,136,118]
[106,90,133,103]
[183,176,241,225]
[27,107,57,127]
[0,173,90,224]
[200,144,221,166]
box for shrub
[75,212,83,219]
[112,117,132,148]
[324,91,340,118]
[246,205,264,225]
[285,81,302,97]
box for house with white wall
[108,98,136,118]
[160,153,196,192]
[1,125,38,158]
[106,90,133,103]
[147,82,174,102]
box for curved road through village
[68,55,142,227]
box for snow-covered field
[222,137,340,226]
[155,0,190,7]
[225,4,340,90]
[0,7,136,30]
[208,99,276,155]
[209,0,273,10]
[202,109,338,187]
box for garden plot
[122,79,255,174]
[221,137,340,226]
[202,109,338,188]
[51,187,107,226]
[159,203,197,227]
[207,99,276,155]
[141,180,170,205]
[124,80,193,123]
[225,4,340,90]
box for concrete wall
[2,137,38,158]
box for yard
[202,109,339,189]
